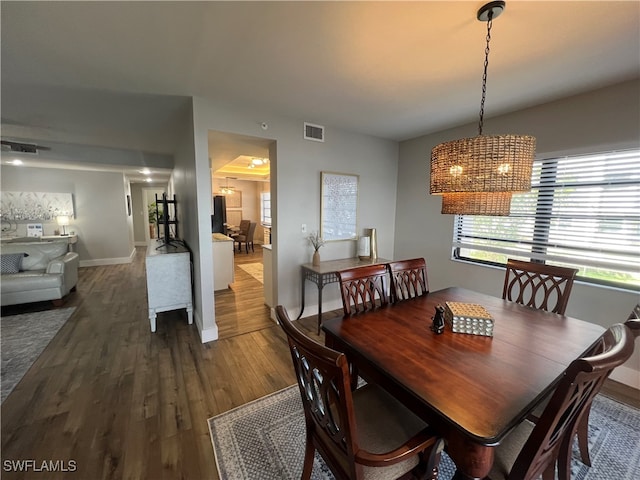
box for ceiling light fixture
[429,1,536,216]
[251,158,267,166]
[220,177,235,195]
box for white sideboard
[263,244,273,308]
[212,233,234,291]
[145,240,193,332]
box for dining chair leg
[417,438,444,480]
[556,429,574,480]
[301,431,315,480]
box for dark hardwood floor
[1,246,637,479]
[214,245,276,339]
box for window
[260,192,271,226]
[453,149,640,290]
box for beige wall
[1,165,134,266]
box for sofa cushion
[1,253,27,273]
[1,241,68,271]
[0,272,63,293]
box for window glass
[261,192,271,226]
[453,149,640,290]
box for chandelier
[430,1,536,216]
[220,177,235,195]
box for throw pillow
[0,253,28,274]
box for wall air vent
[1,140,50,154]
[304,122,325,142]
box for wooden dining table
[322,287,605,480]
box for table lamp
[56,215,70,236]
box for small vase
[370,228,378,260]
[312,250,321,266]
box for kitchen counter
[213,233,233,242]
[212,233,234,290]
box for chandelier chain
[478,13,494,136]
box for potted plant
[148,202,163,239]
[308,231,325,266]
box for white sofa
[1,240,79,306]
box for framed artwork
[0,191,74,221]
[320,172,358,241]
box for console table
[297,257,390,333]
[145,240,193,332]
[42,234,78,252]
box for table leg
[447,434,494,480]
[296,270,307,320]
[317,283,324,334]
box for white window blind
[453,149,640,289]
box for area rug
[1,307,76,402]
[238,262,263,284]
[208,385,640,480]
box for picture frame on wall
[320,171,359,241]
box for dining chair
[230,219,250,251]
[231,221,256,253]
[275,305,445,480]
[337,264,389,315]
[570,305,640,466]
[528,302,640,467]
[387,258,429,303]
[487,323,634,480]
[502,259,578,315]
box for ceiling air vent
[304,122,325,142]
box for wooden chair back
[507,323,634,480]
[625,317,639,338]
[237,219,250,235]
[337,264,389,315]
[275,305,443,480]
[387,258,429,302]
[239,222,257,253]
[502,259,578,315]
[626,303,640,337]
[275,305,359,478]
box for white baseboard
[79,248,136,267]
[195,310,218,343]
[609,364,640,390]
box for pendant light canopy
[430,1,536,216]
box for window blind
[453,149,640,289]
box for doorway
[209,130,275,339]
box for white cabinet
[212,233,234,291]
[145,241,193,332]
[263,244,273,308]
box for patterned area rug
[209,385,640,480]
[238,262,263,284]
[1,307,75,402]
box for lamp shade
[56,215,70,226]
[430,134,536,194]
[440,192,512,216]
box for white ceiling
[1,1,638,178]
